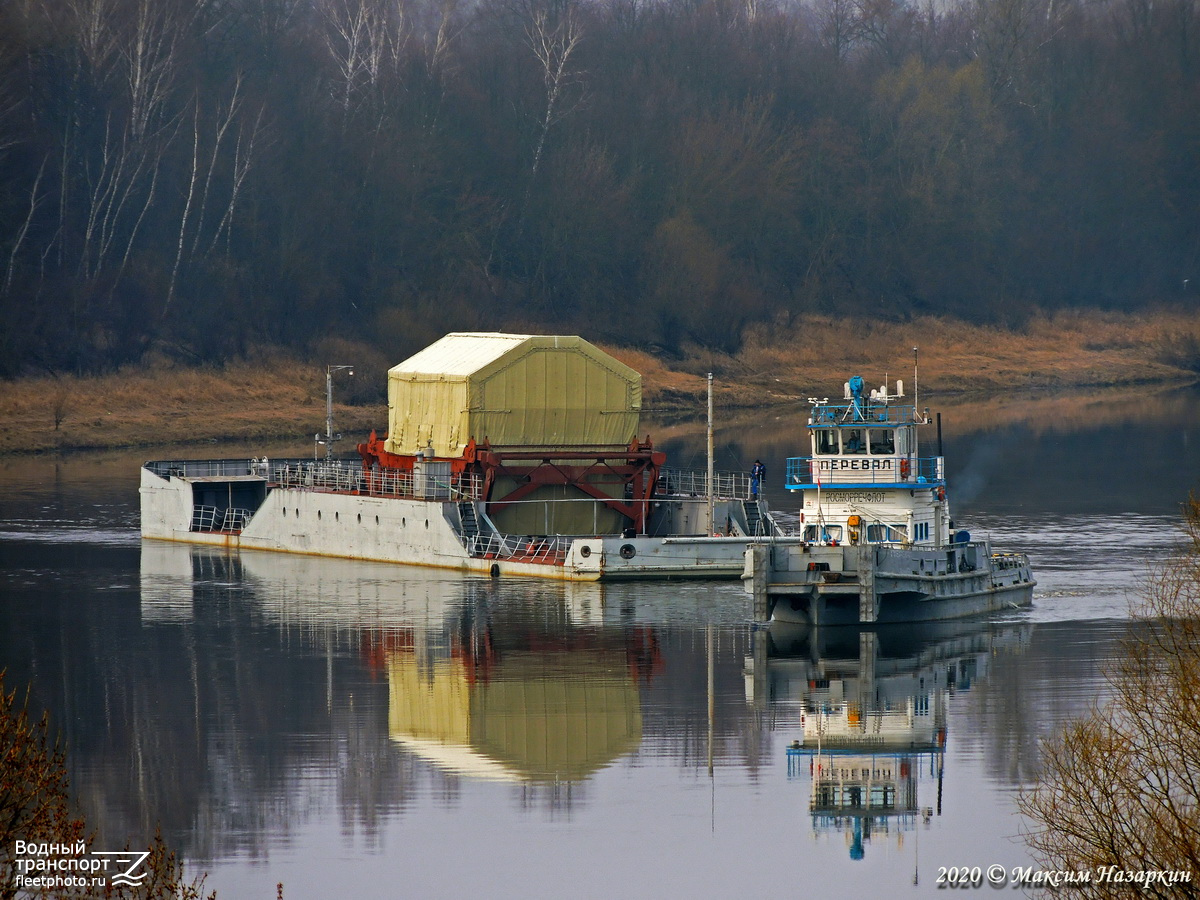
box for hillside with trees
[0,0,1196,376]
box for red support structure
[357,432,666,533]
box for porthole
[619,544,636,559]
[579,545,592,558]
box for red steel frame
[357,433,666,533]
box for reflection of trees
[1,542,775,861]
[4,549,417,862]
[954,621,1125,788]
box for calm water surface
[1,389,1197,899]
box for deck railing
[147,458,276,479]
[464,531,570,563]
[150,458,762,502]
[809,403,923,426]
[148,458,483,501]
[656,467,755,500]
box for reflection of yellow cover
[384,333,641,457]
[388,650,642,782]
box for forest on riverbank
[0,0,1197,377]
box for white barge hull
[141,464,756,582]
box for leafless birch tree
[523,8,583,204]
[165,75,263,317]
[321,0,410,115]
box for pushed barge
[141,333,780,581]
[743,376,1034,623]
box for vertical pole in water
[706,373,715,535]
[707,624,714,777]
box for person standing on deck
[750,459,766,499]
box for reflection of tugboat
[747,619,1031,861]
[744,376,1035,624]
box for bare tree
[523,7,584,199]
[815,0,863,63]
[210,107,263,259]
[425,0,464,77]
[1020,497,1200,898]
[320,0,409,115]
[4,158,47,295]
[165,74,262,317]
[58,0,187,289]
[124,0,183,141]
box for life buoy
[899,458,910,479]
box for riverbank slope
[3,311,1196,455]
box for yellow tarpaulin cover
[385,333,642,457]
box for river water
[0,387,1197,899]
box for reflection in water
[386,631,647,784]
[749,620,1031,862]
[135,542,683,852]
[1,394,1187,898]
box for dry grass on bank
[1,310,1197,454]
[627,309,1200,408]
[0,357,387,455]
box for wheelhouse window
[816,430,839,454]
[867,523,908,543]
[844,430,866,454]
[868,429,895,454]
[803,524,844,543]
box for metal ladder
[743,500,773,536]
[458,501,482,552]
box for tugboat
[743,376,1034,624]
